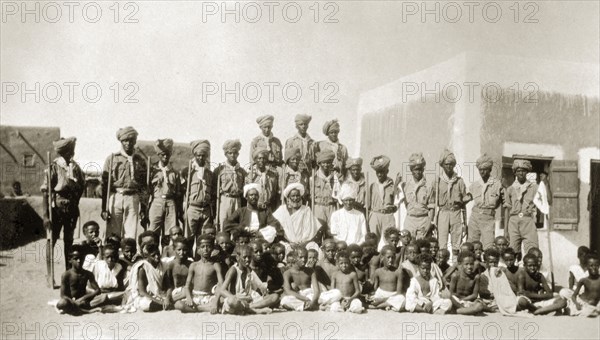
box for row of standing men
[42,114,541,270]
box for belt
[372,209,391,213]
[154,194,175,199]
[115,188,137,195]
[315,202,337,207]
[189,202,210,208]
[511,212,533,218]
[408,213,429,217]
[473,207,496,216]
[440,207,460,212]
[222,193,240,198]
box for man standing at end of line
[468,154,503,250]
[42,137,85,270]
[101,127,148,239]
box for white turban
[243,183,262,198]
[338,183,357,201]
[283,183,305,198]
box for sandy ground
[1,239,599,340]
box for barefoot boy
[164,237,192,308]
[220,245,278,314]
[280,248,342,311]
[449,251,484,315]
[88,245,125,309]
[124,243,169,312]
[370,245,405,312]
[330,251,364,313]
[405,254,452,314]
[572,253,600,317]
[56,246,101,315]
[517,254,566,315]
[176,234,223,313]
[316,239,338,289]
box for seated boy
[572,253,600,317]
[493,236,509,267]
[405,254,452,314]
[527,247,554,289]
[502,248,520,294]
[517,254,566,315]
[119,238,141,287]
[443,242,476,287]
[123,243,169,312]
[396,230,412,265]
[233,230,252,247]
[369,245,405,312]
[401,242,420,278]
[88,245,125,309]
[56,246,101,315]
[569,246,590,291]
[330,251,364,313]
[176,234,223,313]
[315,239,338,289]
[78,221,103,269]
[348,244,370,293]
[336,241,348,253]
[280,248,342,311]
[271,243,287,269]
[164,237,192,308]
[449,251,484,315]
[479,248,521,315]
[306,248,319,270]
[220,245,278,314]
[369,228,400,279]
[428,237,440,259]
[162,226,184,260]
[249,240,284,294]
[436,249,451,275]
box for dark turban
[439,149,456,165]
[190,139,210,155]
[154,139,173,155]
[53,137,76,154]
[512,159,532,171]
[116,126,138,141]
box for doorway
[590,160,600,251]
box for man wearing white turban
[329,183,368,245]
[272,183,321,245]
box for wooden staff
[310,167,316,235]
[365,171,370,230]
[46,151,54,288]
[433,166,440,239]
[215,166,222,231]
[106,155,114,237]
[280,163,286,204]
[184,159,192,237]
[146,156,151,239]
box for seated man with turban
[246,147,280,211]
[285,114,315,172]
[272,183,321,246]
[213,139,247,227]
[181,139,214,237]
[399,153,435,240]
[223,184,284,244]
[367,155,398,248]
[329,183,368,245]
[148,139,182,237]
[102,126,148,239]
[281,147,310,203]
[314,119,349,176]
[504,159,539,258]
[468,154,503,250]
[41,137,86,271]
[249,115,283,168]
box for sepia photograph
[1,0,599,339]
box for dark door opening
[590,160,600,251]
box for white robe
[273,205,321,244]
[329,208,367,245]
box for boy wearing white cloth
[405,254,452,314]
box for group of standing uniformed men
[43,116,541,267]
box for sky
[1,0,599,166]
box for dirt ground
[1,239,599,340]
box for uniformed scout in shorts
[367,155,397,243]
[436,149,470,258]
[42,137,86,270]
[468,154,503,250]
[343,157,366,214]
[246,147,280,211]
[312,149,340,237]
[102,127,148,239]
[281,147,310,203]
[181,140,214,237]
[249,115,283,169]
[401,153,435,240]
[285,114,315,172]
[315,119,348,177]
[504,159,539,257]
[213,139,247,228]
[148,139,182,236]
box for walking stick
[546,214,556,291]
[46,151,54,288]
[365,171,370,232]
[280,163,286,204]
[215,166,222,231]
[146,156,151,239]
[106,155,114,237]
[184,159,192,237]
[433,167,440,240]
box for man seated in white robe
[273,183,321,250]
[329,183,367,245]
